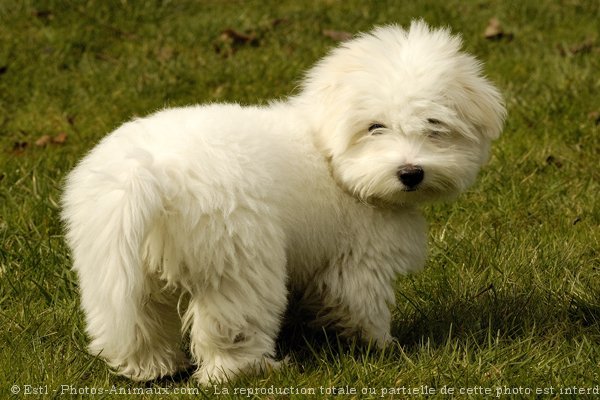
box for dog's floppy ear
[471,80,506,140]
[453,72,506,141]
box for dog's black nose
[397,165,424,189]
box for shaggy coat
[62,21,505,384]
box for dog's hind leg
[79,268,188,381]
[115,275,190,381]
[63,154,188,381]
[182,221,288,385]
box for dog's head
[296,21,506,206]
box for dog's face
[298,21,506,206]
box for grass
[1,0,598,398]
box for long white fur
[62,21,505,384]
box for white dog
[62,21,505,384]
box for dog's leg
[182,229,288,385]
[64,158,188,381]
[112,279,190,381]
[79,272,188,381]
[310,263,396,348]
[76,240,189,382]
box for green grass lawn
[1,1,598,398]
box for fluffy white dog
[62,21,505,384]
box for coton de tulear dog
[62,21,505,384]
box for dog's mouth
[401,187,419,192]
[395,182,454,203]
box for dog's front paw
[193,356,285,386]
[376,333,399,349]
[364,330,398,349]
[193,366,229,386]
[115,350,191,382]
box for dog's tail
[62,146,163,368]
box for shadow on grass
[394,286,599,350]
[276,286,600,364]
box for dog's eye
[426,119,449,138]
[368,123,386,134]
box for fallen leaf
[12,141,28,153]
[588,111,600,125]
[35,135,52,147]
[52,132,68,144]
[220,29,258,46]
[484,18,512,40]
[484,18,502,39]
[323,29,353,42]
[559,38,597,56]
[95,52,119,64]
[156,46,174,63]
[569,39,595,54]
[271,18,289,28]
[33,9,54,21]
[545,155,562,168]
[214,28,259,57]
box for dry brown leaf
[12,141,28,154]
[271,18,289,28]
[220,29,258,46]
[95,52,119,64]
[214,28,259,57]
[323,29,353,42]
[52,132,68,144]
[156,46,174,63]
[545,155,563,168]
[588,111,600,125]
[569,39,595,55]
[559,38,597,56]
[35,135,52,147]
[33,9,54,21]
[484,18,504,40]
